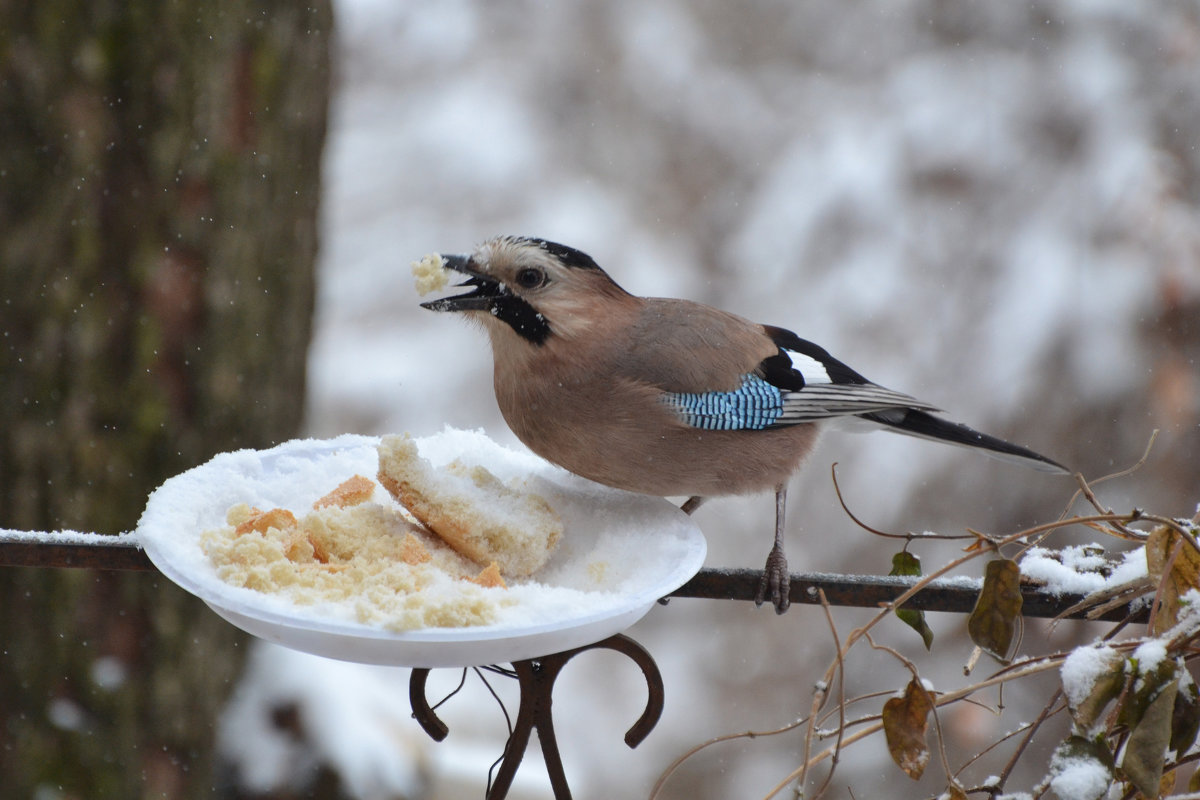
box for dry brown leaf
[882,677,933,780]
[1145,525,1200,636]
[1147,770,1176,799]
[968,558,1023,661]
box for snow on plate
[136,428,706,667]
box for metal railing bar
[0,531,1143,620]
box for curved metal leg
[408,667,449,742]
[408,633,665,800]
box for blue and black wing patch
[664,374,786,431]
[662,325,938,431]
[660,325,1068,473]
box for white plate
[136,429,706,667]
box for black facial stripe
[489,294,551,345]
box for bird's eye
[514,267,547,289]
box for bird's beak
[419,254,504,312]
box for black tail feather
[860,409,1069,474]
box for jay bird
[420,235,1068,613]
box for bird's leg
[755,483,790,614]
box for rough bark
[0,1,332,796]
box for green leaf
[968,558,1023,661]
[890,551,934,650]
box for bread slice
[376,433,562,577]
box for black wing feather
[861,409,1069,473]
[752,328,1068,473]
[762,325,870,386]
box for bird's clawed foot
[755,544,790,614]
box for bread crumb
[470,562,507,589]
[282,527,315,562]
[376,433,562,577]
[313,474,375,509]
[307,531,333,564]
[227,503,259,527]
[411,252,450,296]
[202,496,502,631]
[399,531,432,565]
[234,507,298,536]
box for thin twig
[1140,511,1200,543]
[805,590,847,800]
[816,688,897,733]
[648,716,809,798]
[830,463,976,541]
[952,718,1034,781]
[1048,576,1154,627]
[863,633,958,793]
[764,656,1068,796]
[658,509,1168,799]
[992,690,1065,792]
[1146,534,1184,636]
[1058,429,1158,524]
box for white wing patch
[784,348,832,384]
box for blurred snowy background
[226,2,1200,798]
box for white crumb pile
[410,252,450,296]
[200,476,514,631]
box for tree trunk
[0,1,332,796]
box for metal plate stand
[409,633,664,800]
